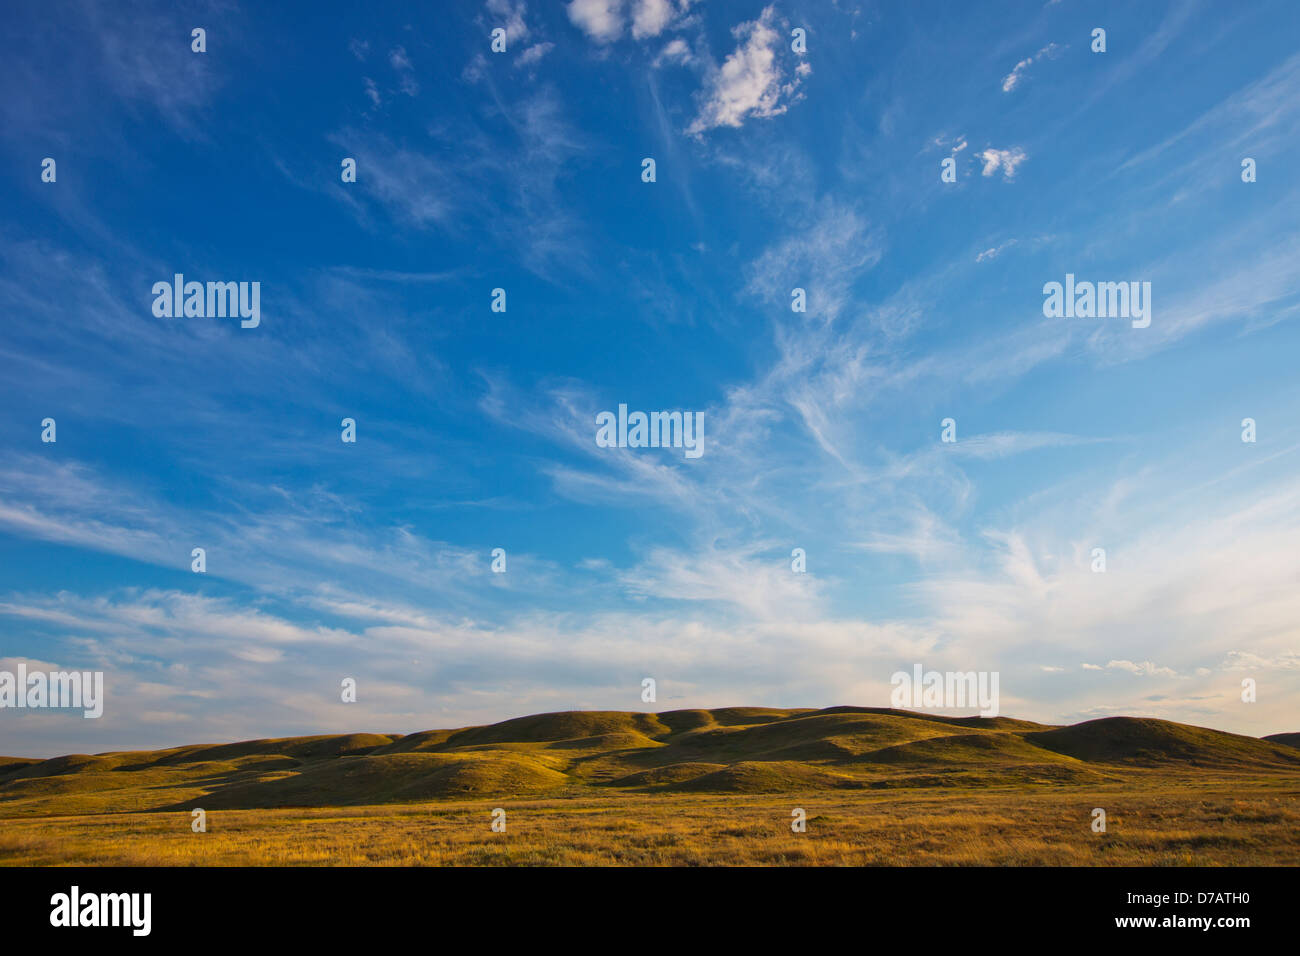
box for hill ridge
[2,708,1296,813]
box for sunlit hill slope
[2,707,1298,816]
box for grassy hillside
[2,707,1297,816]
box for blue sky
[2,0,1298,757]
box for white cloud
[462,54,488,84]
[977,146,1027,179]
[388,46,412,71]
[855,507,963,564]
[1001,42,1062,92]
[654,37,693,68]
[1223,650,1300,670]
[976,239,1018,262]
[617,545,825,619]
[1002,57,1034,92]
[517,42,554,67]
[567,0,625,43]
[386,46,418,96]
[688,6,804,135]
[1104,659,1180,678]
[487,0,531,44]
[745,202,881,323]
[632,0,676,39]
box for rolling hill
[1,707,1297,815]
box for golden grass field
[3,707,1298,866]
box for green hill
[1027,717,1300,768]
[1,707,1296,815]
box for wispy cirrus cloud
[1001,42,1062,92]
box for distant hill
[2,708,1297,814]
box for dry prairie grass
[2,777,1296,866]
